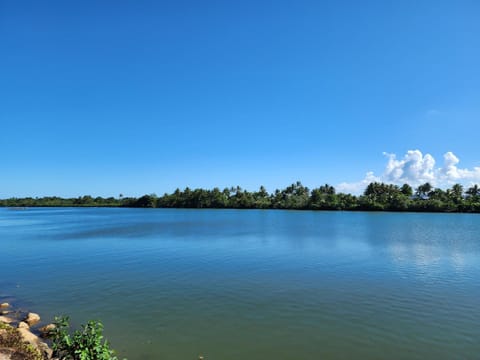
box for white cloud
[383,150,436,185]
[438,151,480,184]
[338,150,480,194]
[337,171,380,194]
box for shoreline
[0,302,54,359]
[1,181,479,213]
[1,205,479,214]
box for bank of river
[1,208,479,359]
[0,302,54,359]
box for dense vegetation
[1,182,480,213]
[0,316,121,360]
[47,316,121,360]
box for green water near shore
[1,208,479,359]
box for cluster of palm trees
[2,182,479,212]
[127,181,480,212]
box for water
[1,208,479,359]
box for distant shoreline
[2,205,479,214]
[1,181,479,213]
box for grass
[0,322,44,360]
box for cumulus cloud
[337,172,380,194]
[383,150,436,185]
[438,152,480,183]
[338,150,480,194]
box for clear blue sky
[1,0,479,197]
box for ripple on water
[1,208,480,360]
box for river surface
[1,208,479,359]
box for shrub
[47,316,122,360]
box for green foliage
[310,184,337,209]
[415,182,433,199]
[48,316,121,360]
[400,183,413,197]
[1,181,479,213]
[0,322,43,360]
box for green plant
[47,316,122,360]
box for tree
[254,186,271,208]
[466,184,480,198]
[416,183,433,199]
[400,184,413,197]
[133,194,157,208]
[450,183,464,200]
[310,184,337,209]
[318,184,335,195]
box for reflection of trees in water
[379,213,480,274]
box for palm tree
[319,184,336,195]
[450,183,464,200]
[416,182,432,199]
[466,184,480,198]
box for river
[1,208,479,359]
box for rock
[18,327,39,344]
[0,311,9,316]
[18,328,53,359]
[0,303,8,309]
[17,321,29,329]
[24,312,40,326]
[39,323,55,337]
[38,342,53,359]
[0,316,13,324]
[1,348,49,360]
[0,348,16,360]
[0,311,53,360]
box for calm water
[1,208,479,359]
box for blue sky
[1,0,479,197]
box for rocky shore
[0,302,54,360]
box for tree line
[1,181,480,213]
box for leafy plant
[47,316,122,360]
